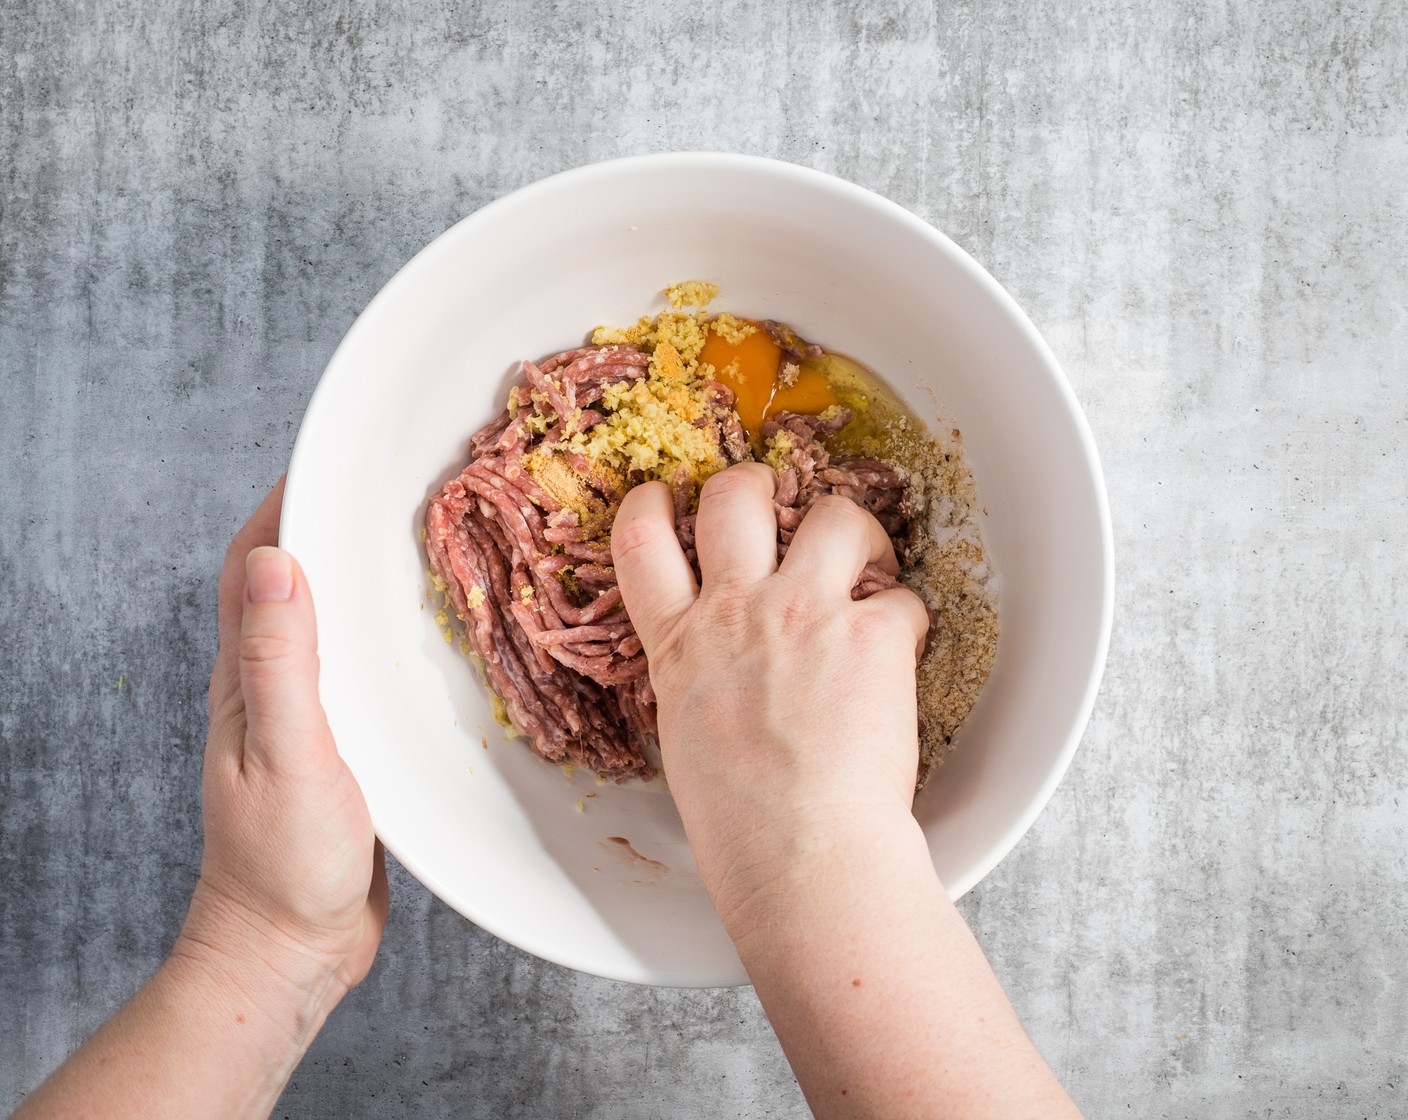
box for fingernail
[246,547,294,602]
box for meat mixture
[425,321,921,781]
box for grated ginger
[762,429,797,473]
[541,286,750,498]
[564,371,727,485]
[710,312,755,345]
[591,315,656,349]
[664,279,719,309]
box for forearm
[14,913,341,1120]
[713,808,1081,1120]
[16,506,385,1119]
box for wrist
[692,799,929,946]
[173,878,349,1043]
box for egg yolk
[697,321,837,440]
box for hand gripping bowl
[281,153,1113,987]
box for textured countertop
[3,2,1405,1116]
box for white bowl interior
[282,154,1111,987]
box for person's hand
[14,478,390,1120]
[17,467,1077,1120]
[176,477,388,1019]
[611,462,929,923]
[610,464,1081,1120]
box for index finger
[611,481,699,656]
[693,463,779,588]
[211,477,287,709]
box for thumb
[239,546,329,770]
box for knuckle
[847,604,900,646]
[700,462,774,502]
[886,582,926,612]
[644,619,691,674]
[852,591,926,644]
[610,515,666,568]
[239,628,299,667]
[721,590,766,631]
[757,577,814,636]
[810,493,866,529]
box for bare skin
[14,479,388,1120]
[611,463,1082,1119]
[15,466,1080,1118]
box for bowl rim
[282,151,1114,985]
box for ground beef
[425,344,920,781]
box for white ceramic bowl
[282,153,1112,987]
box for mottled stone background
[3,1,1405,1116]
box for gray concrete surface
[3,0,1405,1116]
